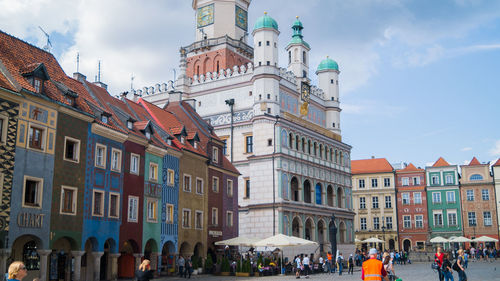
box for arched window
[289,133,293,148]
[294,48,298,62]
[319,144,323,159]
[288,51,291,64]
[303,51,306,64]
[302,138,306,152]
[295,135,299,150]
[308,140,311,154]
[470,174,483,181]
[314,142,318,156]
[23,240,40,270]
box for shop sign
[209,230,222,237]
[17,212,45,228]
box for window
[183,174,191,192]
[267,138,272,146]
[0,115,7,144]
[227,179,233,197]
[244,179,250,198]
[212,147,219,163]
[145,131,151,139]
[402,177,409,186]
[373,217,380,230]
[414,192,422,204]
[128,196,139,222]
[130,154,140,175]
[167,169,175,186]
[466,190,474,201]
[433,211,443,227]
[92,190,105,216]
[482,189,490,201]
[0,174,3,203]
[384,178,391,187]
[415,215,423,228]
[445,174,453,184]
[403,216,411,228]
[146,198,158,222]
[127,121,133,130]
[245,135,253,153]
[413,177,420,185]
[226,211,233,227]
[484,211,492,226]
[359,197,366,209]
[371,179,378,188]
[222,139,227,155]
[359,179,365,188]
[258,41,262,47]
[211,208,218,226]
[431,174,439,185]
[212,177,219,192]
[166,204,174,223]
[196,178,203,194]
[195,210,203,229]
[95,143,107,168]
[34,78,42,93]
[28,125,44,150]
[402,193,410,205]
[101,115,108,124]
[149,162,158,181]
[386,217,393,229]
[446,191,455,203]
[109,192,120,218]
[63,137,80,162]
[182,209,191,228]
[60,186,77,215]
[111,148,122,172]
[360,218,367,230]
[372,196,379,209]
[432,192,441,204]
[385,196,392,208]
[470,174,483,181]
[468,212,476,226]
[23,176,43,208]
[448,211,457,226]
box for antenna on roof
[38,26,52,52]
[76,52,80,73]
[130,74,135,90]
[172,68,176,83]
[97,60,101,82]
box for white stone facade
[139,0,355,255]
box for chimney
[169,91,183,102]
[371,156,375,159]
[184,99,196,111]
[73,72,86,82]
[93,81,108,90]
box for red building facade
[396,163,429,251]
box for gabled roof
[493,159,500,167]
[468,157,481,166]
[351,158,393,174]
[432,157,450,167]
[397,163,424,172]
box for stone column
[38,249,52,281]
[0,249,12,277]
[110,253,120,280]
[134,253,142,270]
[157,252,162,275]
[92,252,104,281]
[71,251,85,281]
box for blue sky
[1,0,499,168]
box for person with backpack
[441,253,454,281]
[455,249,467,281]
[435,247,444,281]
[337,253,344,275]
[184,256,193,279]
[135,259,154,281]
[348,254,354,275]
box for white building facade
[139,0,354,255]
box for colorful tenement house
[140,0,355,257]
[351,158,399,251]
[459,157,499,249]
[493,159,500,240]
[395,163,429,252]
[426,157,462,240]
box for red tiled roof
[187,131,197,140]
[398,163,424,172]
[432,157,450,167]
[468,157,481,166]
[351,158,393,174]
[493,159,500,167]
[134,120,149,131]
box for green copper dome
[286,16,310,49]
[317,57,339,72]
[254,12,279,31]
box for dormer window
[181,136,185,144]
[194,142,198,149]
[145,131,151,139]
[65,96,75,106]
[101,115,108,124]
[34,78,42,93]
[127,121,133,130]
[20,63,50,94]
[167,139,172,146]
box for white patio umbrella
[430,236,449,243]
[472,236,499,242]
[362,237,385,243]
[214,236,261,247]
[254,234,318,275]
[355,238,362,243]
[449,236,472,243]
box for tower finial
[264,11,267,15]
[296,16,299,19]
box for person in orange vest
[326,252,333,273]
[361,248,390,281]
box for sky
[1,0,499,169]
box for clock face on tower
[235,5,248,31]
[197,4,214,28]
[301,82,311,102]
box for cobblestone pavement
[146,260,500,281]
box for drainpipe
[225,99,235,162]
[272,114,279,235]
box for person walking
[382,254,396,281]
[184,256,193,279]
[318,255,324,273]
[326,251,333,273]
[302,254,310,278]
[337,252,344,275]
[361,248,390,281]
[456,249,467,281]
[348,254,354,275]
[441,253,454,281]
[178,255,185,277]
[6,261,27,281]
[435,247,444,281]
[135,259,154,281]
[295,255,302,279]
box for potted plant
[220,257,231,276]
[205,256,214,274]
[191,256,198,275]
[198,257,203,274]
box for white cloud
[490,140,500,156]
[461,147,472,151]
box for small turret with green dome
[253,12,279,31]
[317,56,339,72]
[287,16,310,49]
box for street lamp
[381,216,386,252]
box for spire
[287,16,310,49]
